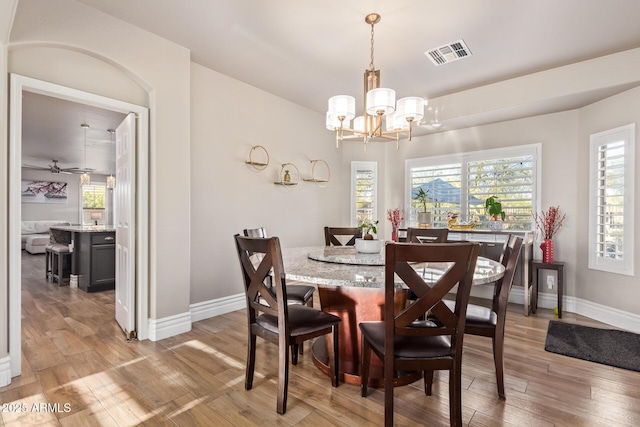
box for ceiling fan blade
[22,164,49,170]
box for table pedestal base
[312,284,422,387]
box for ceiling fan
[22,159,93,175]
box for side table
[531,260,565,318]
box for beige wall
[20,169,81,223]
[9,0,191,319]
[189,63,343,303]
[577,86,640,314]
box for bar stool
[45,244,71,285]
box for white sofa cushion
[21,220,70,235]
[25,234,52,254]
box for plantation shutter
[409,163,462,227]
[467,155,534,229]
[594,141,625,260]
[352,162,377,225]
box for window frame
[80,181,108,225]
[350,161,378,226]
[588,123,635,276]
[405,144,541,229]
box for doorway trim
[8,74,150,377]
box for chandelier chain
[369,21,375,71]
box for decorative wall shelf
[302,159,330,187]
[245,145,270,171]
[274,163,299,187]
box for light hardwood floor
[3,251,640,426]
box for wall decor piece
[303,159,330,187]
[21,180,68,204]
[274,163,299,187]
[245,145,270,171]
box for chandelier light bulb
[396,97,426,122]
[366,88,396,116]
[328,95,356,122]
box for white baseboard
[190,293,246,322]
[148,311,192,341]
[507,287,640,334]
[0,356,11,387]
[146,294,245,342]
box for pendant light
[80,123,91,186]
[106,129,116,189]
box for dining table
[281,244,505,387]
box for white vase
[355,238,384,254]
[418,212,432,227]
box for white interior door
[115,113,137,338]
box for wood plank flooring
[3,251,640,426]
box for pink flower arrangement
[387,208,404,229]
[533,206,566,240]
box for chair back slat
[493,234,523,314]
[324,227,360,246]
[406,227,449,244]
[235,235,288,323]
[385,242,479,344]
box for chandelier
[326,13,426,151]
[80,123,91,186]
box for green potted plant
[485,196,505,230]
[356,220,382,253]
[358,220,378,240]
[413,188,432,226]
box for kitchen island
[50,225,116,292]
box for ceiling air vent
[425,39,472,66]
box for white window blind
[351,161,377,226]
[406,145,539,230]
[81,182,107,225]
[589,124,635,275]
[467,155,534,230]
[408,163,461,227]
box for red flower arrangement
[387,208,404,229]
[533,206,566,240]
[387,208,404,242]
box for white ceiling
[22,92,125,176]
[20,0,640,171]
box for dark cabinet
[77,232,116,292]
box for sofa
[21,220,71,254]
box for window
[405,144,540,230]
[81,182,107,225]
[589,124,635,275]
[351,161,377,226]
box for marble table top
[282,246,504,289]
[50,225,116,233]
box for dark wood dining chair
[244,228,315,307]
[234,234,341,414]
[406,227,449,243]
[244,227,316,355]
[432,234,523,399]
[324,226,360,246]
[359,241,480,427]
